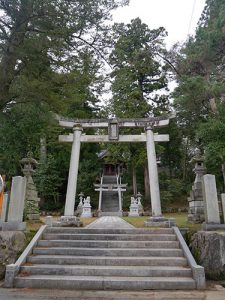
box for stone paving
[0,285,225,300]
[86,216,134,229]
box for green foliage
[34,154,64,210]
[0,0,129,110]
[172,0,225,185]
[159,174,185,209]
[173,75,210,137]
[0,0,131,207]
[173,0,225,137]
[0,102,53,176]
[77,144,102,208]
[159,119,184,177]
[197,104,225,188]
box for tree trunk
[222,163,225,189]
[132,165,137,196]
[0,1,32,109]
[144,161,150,199]
[40,136,47,163]
[182,138,189,181]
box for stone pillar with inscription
[2,176,27,231]
[202,174,220,224]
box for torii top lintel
[59,117,170,129]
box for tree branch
[156,52,181,76]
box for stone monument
[202,174,220,224]
[201,174,225,230]
[81,196,92,218]
[2,176,27,231]
[20,152,40,220]
[187,150,206,223]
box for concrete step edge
[37,240,180,248]
[32,248,184,257]
[21,264,191,270]
[27,255,187,260]
[16,275,195,281]
[20,265,192,277]
[27,255,188,266]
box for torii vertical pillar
[64,126,83,216]
[146,126,162,217]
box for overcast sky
[112,0,206,48]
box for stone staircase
[13,227,197,290]
[101,191,119,213]
[101,175,120,216]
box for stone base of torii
[58,117,176,227]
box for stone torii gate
[94,178,127,215]
[59,117,170,219]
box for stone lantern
[20,152,40,220]
[187,149,206,223]
[137,192,144,215]
[76,192,84,216]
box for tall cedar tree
[107,18,169,198]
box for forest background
[0,0,224,212]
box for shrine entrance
[104,164,116,176]
[59,117,170,219]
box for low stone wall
[190,231,225,280]
[0,231,26,280]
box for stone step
[102,176,117,184]
[101,207,119,213]
[100,212,122,216]
[27,255,188,266]
[20,264,192,277]
[101,204,119,207]
[37,239,180,249]
[14,275,196,290]
[102,199,118,203]
[43,233,177,241]
[32,247,183,257]
[102,197,118,200]
[101,205,119,208]
[101,195,118,199]
[45,227,174,235]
